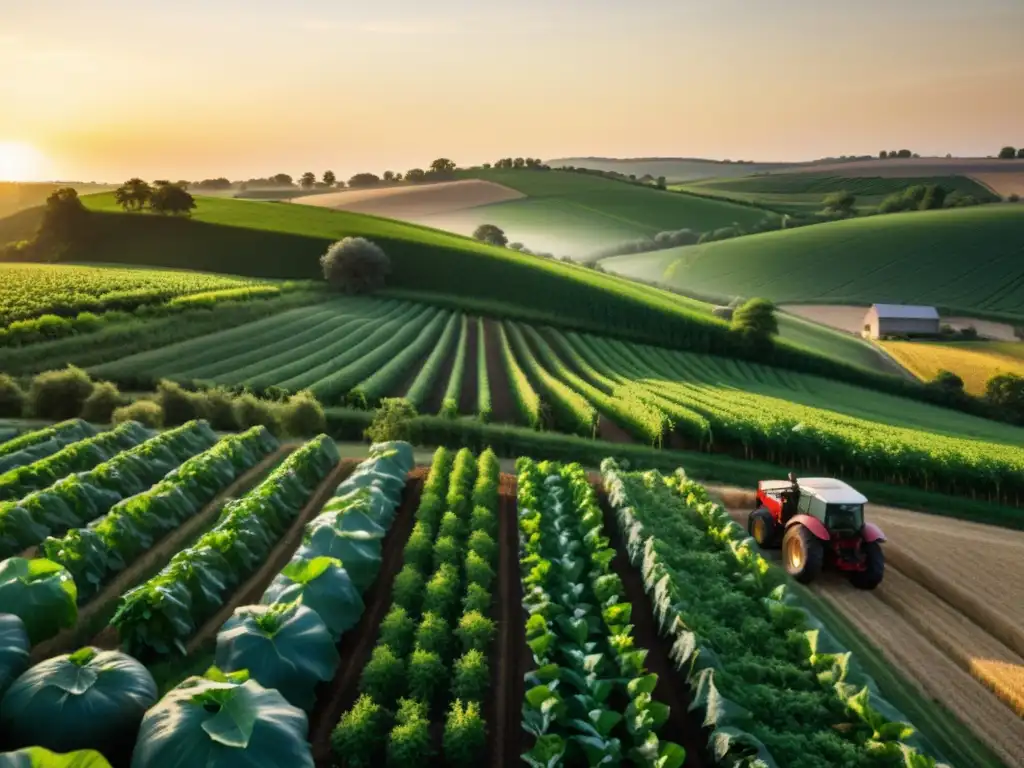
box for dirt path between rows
[494,473,525,768]
[310,469,426,765]
[483,318,516,425]
[31,446,294,662]
[597,414,636,444]
[427,324,460,416]
[596,486,709,767]
[459,315,479,416]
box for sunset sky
[2,0,1023,182]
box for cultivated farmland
[0,263,270,326]
[76,295,1024,510]
[881,340,1024,394]
[601,204,1024,319]
[713,486,1024,767]
[1,416,1017,768]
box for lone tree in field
[929,369,965,398]
[150,183,196,216]
[300,172,317,190]
[320,237,391,294]
[348,173,381,188]
[731,298,778,343]
[428,158,456,179]
[821,190,856,216]
[114,178,153,211]
[36,188,91,250]
[322,170,336,187]
[472,224,508,247]
[985,373,1024,423]
[998,146,1017,159]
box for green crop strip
[601,459,949,768]
[516,458,685,767]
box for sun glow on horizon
[0,142,45,182]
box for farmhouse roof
[870,303,939,320]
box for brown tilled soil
[495,473,526,768]
[459,315,479,415]
[783,157,1024,178]
[483,318,517,425]
[32,446,294,661]
[291,180,525,219]
[596,488,710,766]
[818,584,1024,768]
[184,460,358,655]
[711,484,1024,762]
[310,469,426,766]
[427,322,461,415]
[392,349,432,400]
[597,414,636,444]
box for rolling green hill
[544,157,802,182]
[0,193,938,387]
[601,204,1024,320]
[414,169,775,257]
[674,173,999,216]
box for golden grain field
[881,340,1024,394]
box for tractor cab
[750,477,885,589]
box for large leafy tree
[472,224,508,247]
[113,178,153,211]
[150,183,196,216]
[320,237,391,294]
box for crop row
[111,434,340,658]
[439,315,469,417]
[333,446,499,766]
[41,424,278,604]
[0,419,97,473]
[210,441,414,714]
[0,263,264,326]
[0,420,152,504]
[600,458,947,768]
[0,419,220,559]
[516,458,685,767]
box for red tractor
[748,477,886,589]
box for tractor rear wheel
[748,509,779,548]
[850,542,885,590]
[782,525,824,583]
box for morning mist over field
[2,0,1023,181]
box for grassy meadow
[600,204,1024,319]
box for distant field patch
[686,172,997,200]
[544,157,803,182]
[971,172,1024,198]
[601,204,1024,319]
[881,341,1024,394]
[292,179,524,218]
[0,263,265,325]
[417,169,773,257]
[781,304,868,334]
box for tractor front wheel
[782,525,824,583]
[850,542,885,590]
[748,509,779,549]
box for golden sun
[0,142,43,181]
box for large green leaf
[0,648,156,756]
[0,746,113,768]
[0,558,77,645]
[261,556,364,641]
[214,602,339,711]
[130,674,312,768]
[0,613,30,700]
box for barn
[862,304,940,339]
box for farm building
[862,304,940,339]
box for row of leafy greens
[41,424,277,601]
[1,419,220,559]
[0,421,151,503]
[0,419,97,474]
[214,441,415,712]
[517,457,685,768]
[600,458,951,768]
[111,434,339,659]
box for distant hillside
[545,157,803,182]
[412,169,775,257]
[0,181,115,220]
[600,204,1024,320]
